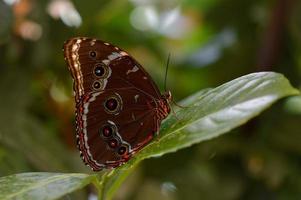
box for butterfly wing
[63,37,164,170]
[76,89,160,170]
[63,37,161,102]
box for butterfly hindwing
[76,89,159,170]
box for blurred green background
[1,0,301,199]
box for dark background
[0,0,301,199]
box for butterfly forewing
[63,37,169,171]
[64,37,161,102]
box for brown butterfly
[63,37,171,171]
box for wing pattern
[63,37,169,170]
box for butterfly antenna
[163,54,188,111]
[164,53,171,92]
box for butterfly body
[63,37,171,171]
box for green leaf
[0,173,96,200]
[100,72,299,199]
[0,72,299,200]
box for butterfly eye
[117,145,128,156]
[89,51,97,58]
[102,125,113,137]
[92,80,104,90]
[105,98,118,110]
[108,138,119,149]
[104,93,123,114]
[101,121,118,139]
[93,63,110,78]
[94,63,105,77]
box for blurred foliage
[0,0,301,199]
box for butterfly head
[158,91,172,118]
[162,90,172,103]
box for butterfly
[63,37,171,171]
